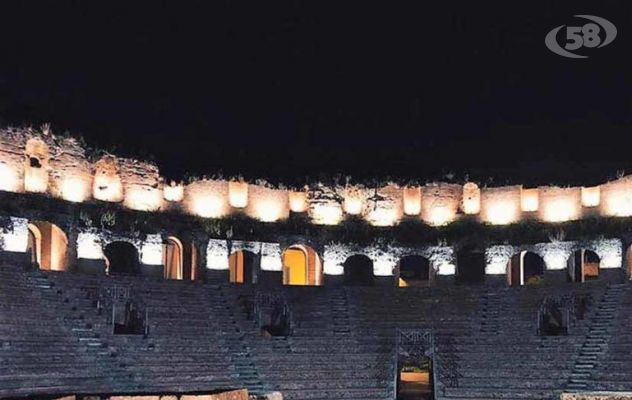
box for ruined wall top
[0,126,629,227]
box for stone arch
[163,236,183,280]
[506,251,545,286]
[398,255,432,287]
[229,250,257,284]
[568,249,601,283]
[27,221,69,271]
[343,254,374,286]
[456,245,486,284]
[93,156,123,202]
[24,137,50,193]
[104,241,140,275]
[282,244,323,286]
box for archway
[398,255,431,287]
[282,245,322,286]
[343,254,374,286]
[104,241,140,275]
[397,356,433,400]
[568,249,600,283]
[229,250,257,284]
[163,237,183,280]
[507,251,545,286]
[456,246,485,284]
[27,221,68,271]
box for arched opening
[26,224,42,266]
[229,250,257,284]
[398,255,431,287]
[456,246,485,284]
[568,249,600,283]
[104,241,140,275]
[397,356,433,400]
[282,244,322,286]
[24,138,50,193]
[343,254,374,286]
[163,236,183,280]
[507,251,545,287]
[27,221,68,271]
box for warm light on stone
[254,198,284,222]
[185,180,229,218]
[124,187,163,212]
[163,181,184,202]
[289,191,308,212]
[480,186,521,225]
[403,187,421,215]
[61,177,91,203]
[228,181,248,208]
[428,206,453,226]
[193,194,227,218]
[344,197,363,215]
[581,186,600,207]
[420,183,460,226]
[24,168,48,193]
[367,208,398,227]
[462,182,481,214]
[539,186,581,222]
[0,163,20,192]
[310,203,343,225]
[521,188,539,212]
[93,156,124,202]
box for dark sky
[0,1,631,186]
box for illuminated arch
[104,241,140,275]
[507,251,545,286]
[398,255,431,287]
[27,221,68,271]
[282,244,323,286]
[229,250,257,284]
[568,249,600,283]
[343,254,374,286]
[163,236,184,280]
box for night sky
[0,1,631,187]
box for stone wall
[2,127,632,228]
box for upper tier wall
[0,127,629,226]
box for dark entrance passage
[343,254,374,286]
[105,241,140,275]
[399,255,431,287]
[456,246,485,284]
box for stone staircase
[218,285,267,396]
[479,290,501,335]
[566,283,626,391]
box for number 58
[566,23,601,50]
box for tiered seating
[0,265,125,398]
[41,272,243,395]
[1,263,630,400]
[244,286,394,400]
